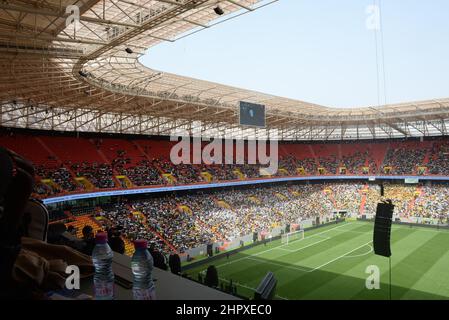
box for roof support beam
[0,3,140,28]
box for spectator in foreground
[81,225,95,255]
[149,244,168,270]
[204,265,219,288]
[109,230,125,254]
[169,253,182,275]
[0,147,35,299]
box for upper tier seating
[2,130,449,197]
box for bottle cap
[95,232,108,244]
[134,239,148,249]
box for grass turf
[186,221,449,300]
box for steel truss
[0,0,448,141]
[2,102,449,141]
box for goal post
[281,229,304,245]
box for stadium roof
[0,0,449,140]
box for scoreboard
[239,101,266,128]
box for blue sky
[140,0,449,108]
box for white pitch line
[342,245,373,258]
[276,247,296,252]
[313,234,334,239]
[276,237,330,253]
[308,240,373,272]
[215,222,355,269]
[330,229,368,234]
[391,225,449,234]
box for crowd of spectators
[295,158,318,175]
[71,162,116,189]
[414,186,449,220]
[382,146,427,175]
[277,155,297,175]
[132,197,214,252]
[34,181,57,196]
[97,202,169,253]
[35,165,80,193]
[318,155,339,175]
[120,160,164,186]
[341,150,369,174]
[54,182,449,256]
[205,164,237,181]
[30,141,449,197]
[428,142,449,175]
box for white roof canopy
[1,0,448,140]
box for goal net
[281,229,304,245]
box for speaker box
[373,201,395,257]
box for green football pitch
[186,221,449,300]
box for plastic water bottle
[92,232,114,300]
[131,239,156,300]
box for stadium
[0,0,448,302]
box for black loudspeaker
[373,200,395,257]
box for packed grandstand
[63,182,449,253]
[2,128,449,258]
[2,130,449,198]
